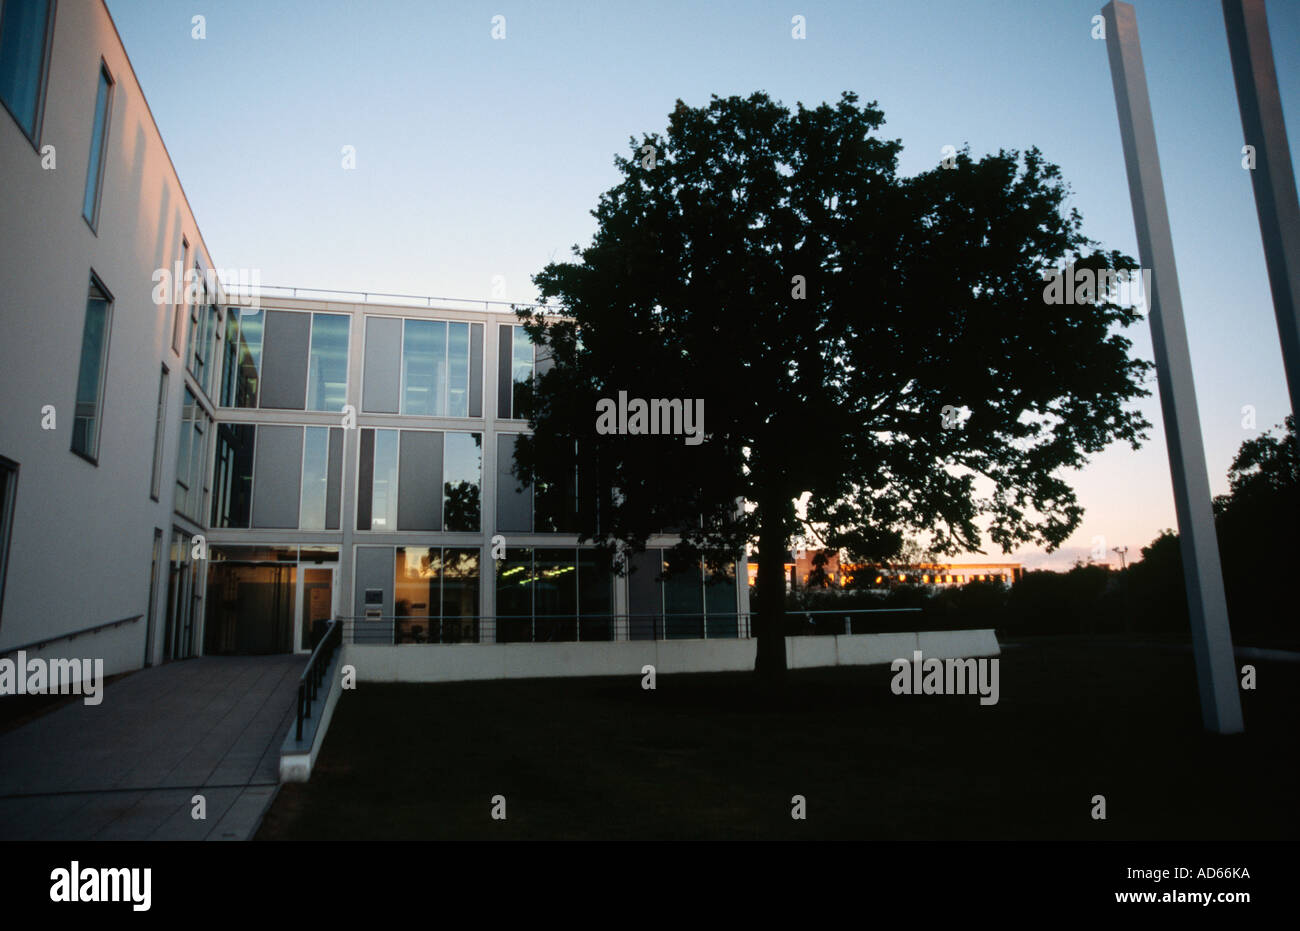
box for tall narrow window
[299,426,331,530]
[401,319,446,415]
[371,429,399,530]
[72,277,113,462]
[82,63,114,229]
[0,456,18,627]
[497,324,534,420]
[150,367,169,500]
[443,432,481,531]
[447,322,470,417]
[0,0,55,143]
[306,313,350,411]
[171,237,189,355]
[221,308,263,407]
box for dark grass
[257,638,1300,840]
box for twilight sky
[105,0,1299,570]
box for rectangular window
[71,277,113,462]
[0,456,17,627]
[306,313,350,412]
[511,325,534,419]
[401,319,446,415]
[371,428,398,530]
[144,527,163,666]
[495,547,533,643]
[173,388,211,522]
[443,432,481,532]
[447,322,470,417]
[395,546,481,643]
[82,63,114,228]
[0,0,54,143]
[171,238,189,354]
[150,367,168,500]
[220,307,263,407]
[299,426,330,530]
[210,423,254,528]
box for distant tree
[515,91,1153,679]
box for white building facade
[0,0,748,676]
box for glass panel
[395,546,438,643]
[578,549,613,641]
[0,0,51,138]
[234,309,264,407]
[441,548,479,643]
[511,325,533,419]
[663,558,704,640]
[534,548,577,642]
[495,547,532,643]
[299,426,330,530]
[306,313,349,411]
[71,289,110,459]
[220,310,240,406]
[371,429,399,530]
[82,67,111,223]
[443,432,481,532]
[401,319,446,415]
[447,322,469,417]
[210,423,254,528]
[300,568,332,650]
[705,562,739,638]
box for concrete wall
[0,0,220,672]
[343,629,1001,683]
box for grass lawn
[257,637,1299,840]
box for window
[210,423,254,528]
[72,276,113,462]
[171,238,189,354]
[494,547,613,643]
[299,426,331,530]
[627,549,740,640]
[186,266,221,394]
[173,388,211,522]
[364,317,481,416]
[150,367,168,500]
[306,313,349,412]
[82,63,114,229]
[0,0,55,143]
[357,429,480,532]
[0,456,17,627]
[443,432,481,532]
[220,308,262,407]
[497,324,535,420]
[394,547,480,643]
[401,319,446,415]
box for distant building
[746,548,1023,588]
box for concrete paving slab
[0,655,304,840]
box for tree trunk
[754,502,789,681]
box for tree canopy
[515,91,1153,676]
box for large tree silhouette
[515,91,1152,678]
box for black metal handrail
[296,618,342,742]
[1,614,143,658]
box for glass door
[297,566,334,652]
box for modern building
[0,0,748,677]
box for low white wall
[280,654,345,783]
[343,630,1000,683]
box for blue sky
[105,0,1300,569]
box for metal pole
[1222,0,1300,456]
[1102,1,1244,734]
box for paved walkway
[0,654,305,840]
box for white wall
[343,629,1001,683]
[0,0,220,672]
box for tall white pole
[1222,0,1300,456]
[1102,1,1244,734]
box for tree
[515,91,1152,679]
